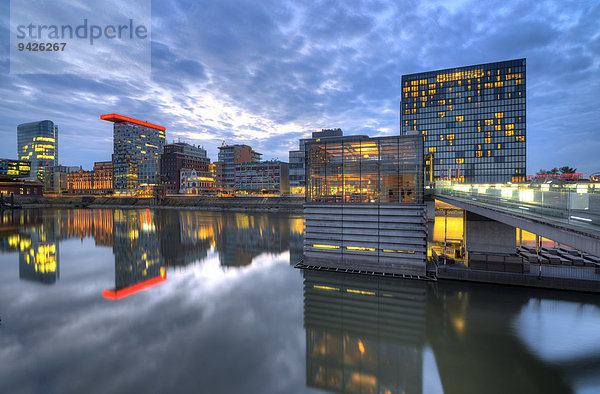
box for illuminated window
[484,119,493,126]
[497,144,501,149]
[429,147,436,153]
[422,130,428,135]
[446,134,455,140]
[456,158,464,164]
[505,130,515,136]
[438,112,445,118]
[495,113,504,118]
[456,116,464,122]
[516,135,525,142]
[476,151,483,158]
[495,125,501,131]
[484,138,491,144]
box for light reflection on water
[0,208,599,394]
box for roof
[100,114,166,131]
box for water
[1,208,600,394]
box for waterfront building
[302,134,427,276]
[160,142,210,194]
[0,158,42,196]
[234,160,289,195]
[401,59,526,183]
[179,168,215,194]
[44,165,79,194]
[216,144,261,193]
[66,161,113,194]
[289,128,343,196]
[17,120,58,183]
[101,114,165,194]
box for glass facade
[17,120,58,183]
[305,135,423,204]
[0,159,31,179]
[401,59,526,183]
[102,115,165,193]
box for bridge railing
[434,181,600,230]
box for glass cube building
[17,120,58,182]
[101,114,165,193]
[401,59,526,183]
[305,135,423,204]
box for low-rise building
[179,169,215,195]
[44,165,79,193]
[234,161,289,195]
[0,159,42,196]
[67,161,113,194]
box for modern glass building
[17,120,58,183]
[101,114,166,193]
[401,59,526,183]
[305,135,423,204]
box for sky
[0,0,599,175]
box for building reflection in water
[1,208,300,292]
[0,209,59,284]
[303,270,427,394]
[103,209,166,300]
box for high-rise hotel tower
[401,59,526,183]
[17,120,58,182]
[101,114,165,193]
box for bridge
[433,181,600,256]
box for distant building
[0,158,42,196]
[17,120,58,183]
[217,144,261,193]
[160,142,210,194]
[44,165,79,194]
[67,161,113,194]
[180,168,215,194]
[101,114,165,194]
[234,161,289,195]
[289,128,343,195]
[401,59,526,183]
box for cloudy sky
[1,0,599,175]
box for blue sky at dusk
[1,0,599,175]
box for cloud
[0,0,598,174]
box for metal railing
[434,181,600,231]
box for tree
[559,166,577,174]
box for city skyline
[0,1,598,175]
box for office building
[401,59,526,183]
[101,114,165,193]
[302,134,426,276]
[160,142,210,194]
[44,165,79,194]
[234,160,289,195]
[17,120,58,183]
[0,158,42,196]
[216,144,261,192]
[289,128,343,195]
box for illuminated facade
[305,135,423,203]
[234,161,289,195]
[289,128,344,196]
[160,142,210,194]
[101,114,165,193]
[0,159,31,179]
[179,168,215,194]
[66,161,113,194]
[401,59,526,183]
[17,120,58,183]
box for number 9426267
[18,42,66,51]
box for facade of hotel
[234,161,289,195]
[216,144,261,192]
[66,161,113,194]
[160,142,210,194]
[101,114,165,193]
[17,120,58,183]
[401,58,526,183]
[289,128,343,196]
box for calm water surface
[1,208,600,394]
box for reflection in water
[304,270,427,394]
[0,208,303,290]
